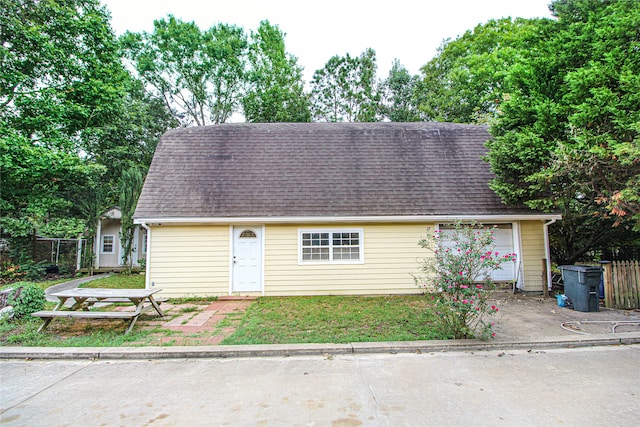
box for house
[133,122,560,298]
[93,207,146,271]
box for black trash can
[559,265,602,312]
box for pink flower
[462,300,468,304]
[476,284,483,289]
[491,333,496,337]
[460,285,468,289]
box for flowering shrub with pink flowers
[414,222,517,340]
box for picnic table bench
[32,288,165,334]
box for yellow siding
[520,220,546,292]
[146,221,550,297]
[264,224,434,296]
[148,225,229,297]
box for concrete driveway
[489,292,640,341]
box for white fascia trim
[134,214,562,225]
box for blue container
[556,294,567,307]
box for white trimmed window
[101,235,115,254]
[299,229,363,263]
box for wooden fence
[603,260,640,309]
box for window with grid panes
[102,235,115,253]
[300,230,362,263]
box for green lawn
[222,295,446,344]
[2,275,446,346]
[1,273,152,346]
[80,273,145,289]
[1,278,70,292]
[0,319,161,347]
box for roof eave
[134,214,562,226]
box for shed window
[299,229,363,263]
[102,235,115,254]
[141,230,147,254]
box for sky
[101,0,555,83]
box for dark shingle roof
[134,122,531,219]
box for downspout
[543,219,557,291]
[140,223,151,290]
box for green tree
[381,60,424,122]
[1,0,130,150]
[487,0,640,233]
[1,0,171,271]
[548,198,640,264]
[418,17,550,124]
[310,48,381,122]
[117,167,143,272]
[243,20,310,122]
[0,127,105,263]
[1,0,131,266]
[121,16,248,126]
[414,223,508,339]
[87,78,177,178]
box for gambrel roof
[134,122,538,220]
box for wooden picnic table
[32,288,165,334]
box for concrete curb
[2,332,639,360]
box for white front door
[232,227,263,293]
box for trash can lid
[558,265,603,272]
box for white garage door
[439,224,516,282]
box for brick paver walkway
[128,297,256,346]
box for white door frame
[229,225,265,295]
